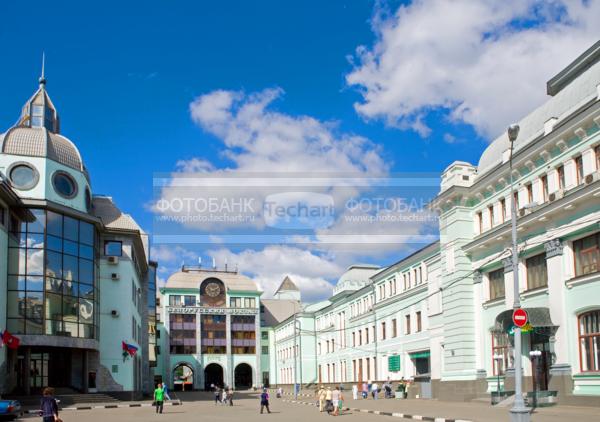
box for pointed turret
[273,275,301,302]
[16,54,60,133]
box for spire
[13,55,60,133]
[39,52,47,88]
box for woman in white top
[331,387,340,416]
[352,384,358,400]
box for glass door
[30,352,49,391]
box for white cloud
[207,245,342,302]
[346,0,600,139]
[152,88,436,302]
[151,245,197,265]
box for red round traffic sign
[513,309,528,328]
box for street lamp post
[507,124,531,422]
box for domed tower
[0,69,100,395]
[0,70,93,213]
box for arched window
[579,310,600,372]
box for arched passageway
[173,364,194,391]
[204,363,224,390]
[234,363,253,389]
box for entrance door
[530,340,550,391]
[30,353,49,392]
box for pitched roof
[92,196,143,232]
[275,275,299,293]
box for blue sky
[1,0,597,300]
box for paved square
[12,392,600,422]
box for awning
[493,307,557,334]
[409,351,430,359]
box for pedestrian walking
[222,388,228,405]
[228,387,234,406]
[361,382,368,399]
[317,385,326,411]
[352,384,358,400]
[162,383,171,401]
[154,382,165,414]
[338,390,345,416]
[40,387,59,422]
[371,382,379,400]
[331,386,340,416]
[277,387,283,398]
[214,386,221,404]
[325,387,333,414]
[260,388,271,414]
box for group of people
[212,384,234,406]
[349,379,405,400]
[316,386,344,416]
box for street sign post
[512,309,528,328]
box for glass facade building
[7,209,97,338]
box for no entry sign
[513,309,528,328]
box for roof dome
[333,264,380,295]
[1,127,84,171]
[0,73,87,175]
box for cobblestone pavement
[11,391,600,422]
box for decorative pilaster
[226,314,232,387]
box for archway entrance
[173,364,194,391]
[204,363,224,390]
[234,363,253,389]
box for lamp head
[507,124,520,142]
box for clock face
[205,282,221,297]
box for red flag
[2,330,20,349]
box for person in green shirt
[154,383,165,414]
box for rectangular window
[526,183,533,204]
[513,191,519,211]
[575,156,584,185]
[492,332,510,376]
[489,268,505,300]
[596,146,600,171]
[104,240,122,257]
[541,175,549,202]
[184,295,196,306]
[488,206,494,228]
[352,332,356,347]
[392,319,397,338]
[574,233,600,277]
[358,330,362,346]
[579,310,600,372]
[169,314,196,354]
[477,212,483,233]
[416,311,422,332]
[262,346,269,354]
[365,327,369,344]
[169,295,182,306]
[500,198,506,222]
[405,315,411,335]
[381,322,386,340]
[261,331,268,340]
[557,165,565,190]
[526,253,548,290]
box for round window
[52,171,78,199]
[8,163,39,190]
